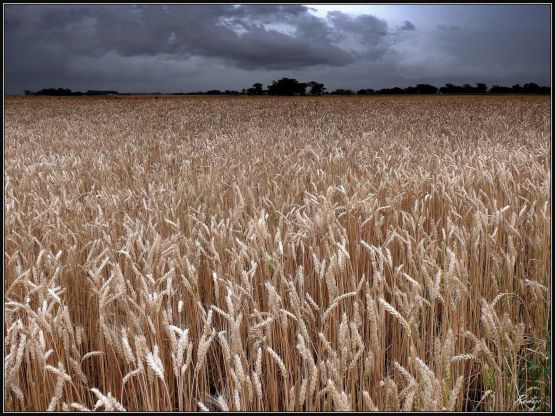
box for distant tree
[461,83,474,93]
[521,83,550,94]
[330,89,354,95]
[357,89,374,95]
[307,81,325,95]
[489,85,513,93]
[267,78,307,96]
[24,90,33,96]
[475,83,488,93]
[85,90,119,96]
[439,84,461,94]
[35,88,73,96]
[439,84,450,94]
[206,90,222,95]
[415,84,438,94]
[253,83,263,95]
[523,83,540,94]
[246,83,263,95]
[377,87,404,94]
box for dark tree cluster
[246,83,264,95]
[342,84,439,95]
[352,82,549,95]
[372,87,405,95]
[83,90,120,96]
[437,83,487,94]
[267,78,307,96]
[357,89,375,95]
[490,83,550,94]
[25,88,119,96]
[200,79,327,96]
[307,82,326,95]
[244,79,326,96]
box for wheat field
[4,95,551,411]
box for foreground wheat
[4,95,551,411]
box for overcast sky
[4,4,551,94]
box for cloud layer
[4,5,550,93]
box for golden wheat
[4,95,550,411]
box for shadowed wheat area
[4,96,551,411]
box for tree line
[24,80,550,96]
[24,88,121,96]
[178,80,550,96]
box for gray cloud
[400,21,415,31]
[5,5,357,70]
[4,5,551,94]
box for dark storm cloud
[325,11,392,60]
[5,5,354,70]
[4,5,551,94]
[400,21,415,31]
